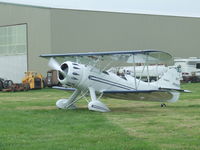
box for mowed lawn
[0,83,200,150]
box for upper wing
[40,50,173,70]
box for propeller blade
[48,57,61,71]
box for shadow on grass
[108,104,200,113]
[168,104,200,108]
[14,103,200,115]
[110,106,161,113]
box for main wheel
[161,103,166,107]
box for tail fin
[156,67,181,90]
[152,67,181,103]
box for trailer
[174,57,200,83]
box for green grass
[0,83,200,150]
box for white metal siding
[0,55,27,83]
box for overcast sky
[1,0,200,17]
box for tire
[0,80,3,90]
[3,80,13,89]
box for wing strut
[133,54,137,90]
[146,54,150,86]
[56,89,81,109]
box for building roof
[0,0,200,18]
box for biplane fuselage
[59,61,156,92]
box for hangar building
[0,1,200,82]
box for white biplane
[40,50,189,112]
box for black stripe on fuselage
[88,75,135,90]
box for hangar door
[0,24,27,83]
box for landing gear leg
[56,89,81,109]
[161,103,167,107]
[88,87,110,112]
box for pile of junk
[0,70,60,92]
[0,78,14,91]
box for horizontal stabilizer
[159,88,191,93]
[52,86,76,91]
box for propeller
[48,57,66,79]
[48,57,61,71]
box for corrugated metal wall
[51,9,200,58]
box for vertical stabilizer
[155,67,181,90]
[150,67,181,103]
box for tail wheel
[161,103,167,107]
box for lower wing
[103,90,180,103]
[52,86,189,103]
[52,86,76,91]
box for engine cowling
[58,61,84,86]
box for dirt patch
[16,106,56,110]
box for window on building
[196,63,200,69]
[0,24,27,56]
